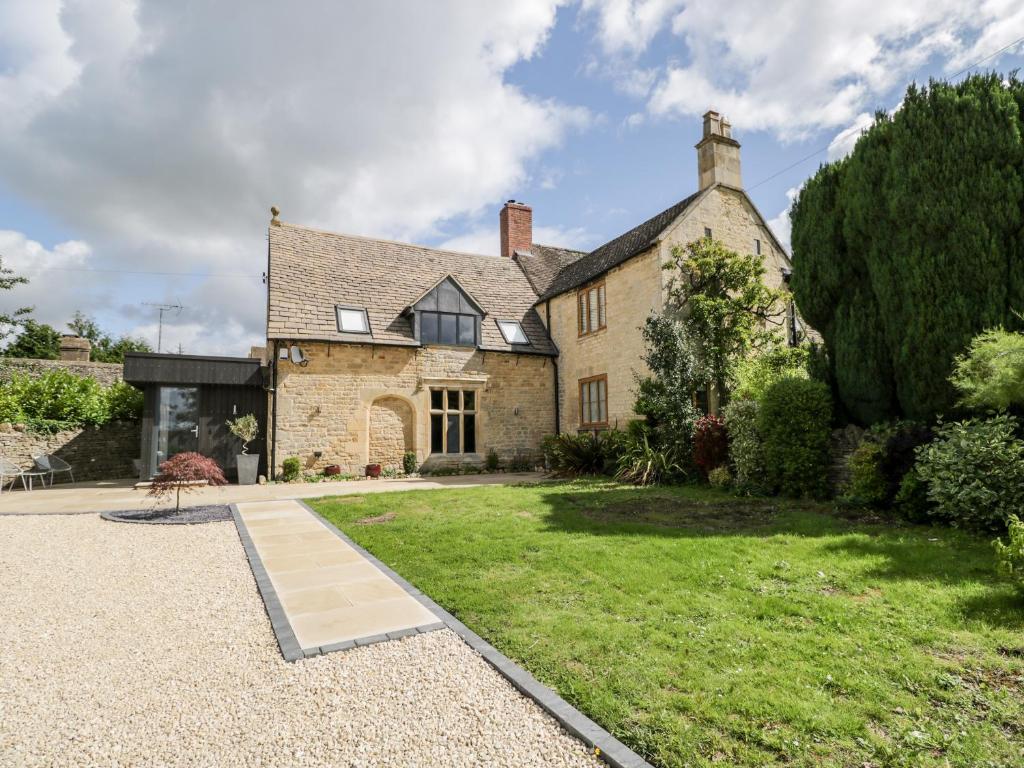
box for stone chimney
[499,200,532,258]
[59,335,91,362]
[696,110,742,190]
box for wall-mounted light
[290,345,309,366]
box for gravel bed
[0,516,603,768]
[101,504,232,525]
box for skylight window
[336,306,370,334]
[496,319,529,345]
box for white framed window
[496,320,529,345]
[336,306,370,334]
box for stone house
[265,110,794,477]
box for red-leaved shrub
[148,452,227,510]
[693,415,729,478]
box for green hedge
[0,369,142,433]
[759,378,832,498]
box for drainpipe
[545,300,560,435]
[270,341,279,481]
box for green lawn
[310,481,1024,768]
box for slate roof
[267,223,557,355]
[539,191,702,299]
[513,243,587,296]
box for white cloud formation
[438,225,595,256]
[0,0,587,354]
[766,186,801,255]
[581,0,1024,141]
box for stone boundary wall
[0,358,124,387]
[0,421,139,483]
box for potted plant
[365,463,382,478]
[227,413,260,485]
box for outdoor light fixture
[289,345,309,366]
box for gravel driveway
[0,516,602,768]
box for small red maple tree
[148,452,227,511]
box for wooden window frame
[578,374,609,428]
[576,280,607,337]
[428,387,479,455]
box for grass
[310,481,1024,767]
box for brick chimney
[499,200,532,258]
[59,335,91,362]
[696,110,742,190]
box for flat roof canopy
[123,352,264,387]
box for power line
[747,34,1024,191]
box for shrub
[543,432,621,476]
[484,448,500,473]
[693,414,728,477]
[226,413,259,454]
[403,451,418,475]
[842,440,887,507]
[759,378,832,498]
[105,381,143,422]
[915,415,1024,531]
[722,398,767,493]
[879,422,933,505]
[281,456,302,482]
[508,454,534,472]
[994,515,1024,589]
[733,343,809,402]
[707,465,732,490]
[614,432,685,486]
[11,369,109,432]
[950,328,1024,412]
[893,468,932,522]
[148,452,227,511]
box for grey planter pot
[237,454,260,486]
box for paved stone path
[235,499,440,657]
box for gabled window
[577,280,606,336]
[412,276,482,348]
[579,375,608,427]
[496,319,529,345]
[336,306,370,334]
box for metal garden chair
[32,454,75,487]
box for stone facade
[0,358,124,387]
[269,342,554,475]
[0,421,139,483]
[542,184,790,432]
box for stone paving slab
[234,499,439,655]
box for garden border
[294,498,653,768]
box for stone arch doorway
[368,396,414,469]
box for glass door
[152,386,200,473]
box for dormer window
[336,305,370,334]
[412,276,483,348]
[496,319,529,345]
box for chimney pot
[499,200,532,258]
[59,335,91,362]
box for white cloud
[438,224,595,256]
[766,186,801,255]
[582,0,1024,141]
[0,0,587,354]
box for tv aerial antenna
[141,301,184,353]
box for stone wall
[269,342,555,475]
[0,358,124,387]
[0,421,139,483]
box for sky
[1,0,1022,356]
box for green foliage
[950,327,1024,412]
[893,468,933,522]
[281,456,302,482]
[105,381,143,421]
[542,431,622,477]
[842,440,887,507]
[2,320,61,359]
[733,341,809,402]
[614,431,685,486]
[722,398,768,494]
[663,237,787,396]
[226,413,259,453]
[791,74,1024,423]
[915,415,1024,531]
[403,451,418,475]
[148,451,227,511]
[68,310,152,362]
[993,515,1024,589]
[484,448,500,472]
[759,378,832,498]
[508,454,535,472]
[634,314,701,458]
[707,465,732,490]
[0,257,30,333]
[693,414,728,477]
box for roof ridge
[275,221,507,264]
